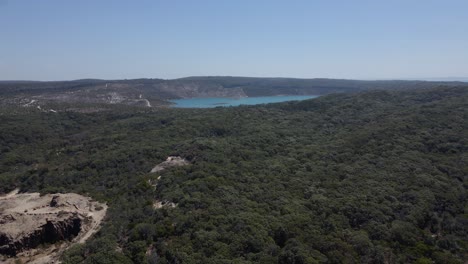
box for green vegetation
[1,77,465,102]
[0,87,467,263]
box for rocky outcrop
[153,200,177,209]
[150,156,189,173]
[49,195,59,207]
[0,214,82,256]
[0,192,107,263]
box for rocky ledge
[0,213,82,256]
[0,191,107,263]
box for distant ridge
[2,76,468,83]
[1,77,467,109]
[416,77,468,82]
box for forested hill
[176,76,468,96]
[1,77,467,110]
[0,86,467,263]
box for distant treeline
[1,76,466,98]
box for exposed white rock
[150,156,189,173]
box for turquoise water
[169,95,318,108]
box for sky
[1,0,468,81]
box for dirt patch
[0,192,107,264]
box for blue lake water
[169,95,318,108]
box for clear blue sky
[1,0,467,81]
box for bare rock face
[158,81,247,99]
[0,214,16,224]
[0,192,107,263]
[0,214,82,256]
[49,195,60,207]
[152,200,177,209]
[150,156,189,173]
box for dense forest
[0,86,467,263]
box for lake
[169,95,318,108]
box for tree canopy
[0,86,467,263]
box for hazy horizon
[1,0,468,81]
[1,76,468,83]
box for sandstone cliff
[0,191,107,264]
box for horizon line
[1,76,468,83]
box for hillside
[0,77,466,111]
[0,87,467,263]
